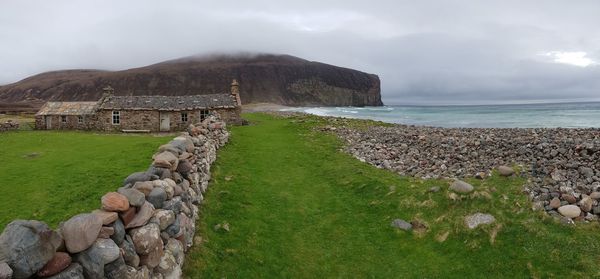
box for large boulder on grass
[449,179,474,193]
[497,166,515,176]
[0,220,62,279]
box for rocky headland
[311,115,600,222]
[0,54,382,110]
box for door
[45,116,52,129]
[160,112,170,131]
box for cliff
[0,54,382,108]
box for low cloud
[1,0,599,105]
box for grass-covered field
[0,131,170,230]
[184,113,600,278]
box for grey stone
[117,188,146,207]
[163,197,183,215]
[156,251,178,278]
[104,256,127,279]
[124,172,157,187]
[391,219,412,231]
[111,219,125,245]
[449,179,474,193]
[464,213,495,229]
[558,205,581,218]
[497,165,515,176]
[148,187,167,209]
[428,186,441,193]
[151,209,176,230]
[0,220,62,279]
[46,263,84,279]
[74,238,120,279]
[165,215,181,237]
[147,166,172,180]
[119,235,140,267]
[165,239,184,265]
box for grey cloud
[1,0,600,104]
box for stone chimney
[99,85,115,106]
[230,79,242,106]
[102,86,114,98]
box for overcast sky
[1,0,600,105]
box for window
[112,111,120,125]
[181,112,188,122]
[200,110,210,121]
[61,115,67,123]
[78,115,83,124]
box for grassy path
[184,113,600,278]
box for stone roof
[36,102,98,116]
[98,94,237,111]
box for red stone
[98,226,115,238]
[101,192,130,212]
[120,206,137,226]
[37,252,71,277]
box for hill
[0,54,382,109]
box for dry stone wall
[0,115,230,279]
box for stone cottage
[35,80,242,132]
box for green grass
[184,113,600,278]
[0,131,170,230]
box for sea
[282,102,600,128]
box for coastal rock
[61,213,103,253]
[391,219,412,231]
[449,180,474,193]
[497,166,515,176]
[0,220,62,279]
[561,194,576,204]
[580,197,594,212]
[464,213,495,229]
[549,197,561,209]
[45,263,84,279]
[117,188,146,207]
[37,252,71,277]
[558,205,581,218]
[590,192,600,200]
[101,192,130,212]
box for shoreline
[272,112,600,221]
